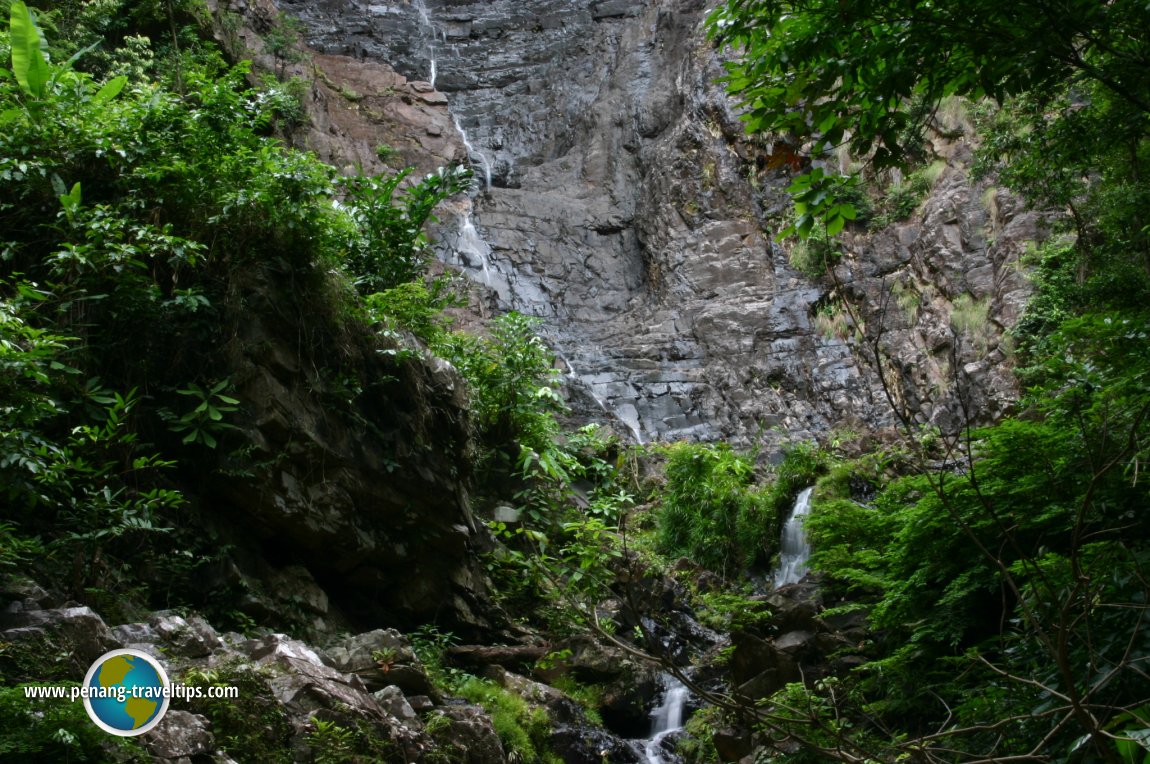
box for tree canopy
[709,0,1150,236]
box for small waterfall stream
[774,487,815,587]
[556,349,646,444]
[643,675,689,764]
[411,1,493,191]
[452,115,493,191]
[453,211,492,285]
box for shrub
[435,312,565,460]
[656,442,773,575]
[788,230,840,278]
[340,165,471,295]
[0,684,147,762]
[454,676,559,763]
[183,663,292,763]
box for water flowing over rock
[643,674,689,764]
[272,0,1037,447]
[773,487,814,587]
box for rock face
[0,593,499,763]
[207,261,491,634]
[271,0,1038,447]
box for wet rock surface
[267,0,1037,448]
[728,579,865,703]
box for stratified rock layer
[273,0,1035,446]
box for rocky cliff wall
[267,0,1038,447]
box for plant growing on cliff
[436,312,566,464]
[341,165,471,295]
[709,0,1150,239]
[0,2,476,630]
[656,441,824,577]
[162,379,241,448]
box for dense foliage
[711,0,1150,240]
[5,0,1150,761]
[657,442,824,576]
[0,0,469,613]
[710,0,1150,761]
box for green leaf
[92,75,128,105]
[9,1,50,98]
[826,214,846,236]
[58,181,82,220]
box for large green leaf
[9,1,50,98]
[93,75,128,105]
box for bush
[435,312,565,460]
[0,684,147,762]
[657,442,772,575]
[454,676,559,763]
[656,441,827,577]
[788,230,840,278]
[340,165,470,295]
[183,663,292,763]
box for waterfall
[412,0,430,27]
[614,402,645,445]
[774,487,815,587]
[410,1,492,189]
[452,115,493,191]
[454,210,492,285]
[411,0,437,85]
[558,351,646,445]
[643,675,689,764]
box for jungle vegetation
[708,0,1150,762]
[1,0,1149,763]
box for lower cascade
[643,674,690,764]
[774,487,815,587]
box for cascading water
[412,0,430,26]
[774,487,815,587]
[614,402,645,445]
[643,675,689,764]
[407,0,503,305]
[452,115,493,191]
[410,0,493,190]
[453,211,492,285]
[556,349,646,444]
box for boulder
[374,685,418,722]
[0,606,120,673]
[436,705,508,764]
[324,628,431,695]
[144,710,215,761]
